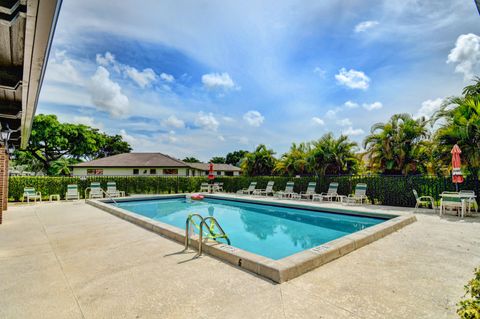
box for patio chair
[253,181,275,196]
[23,187,41,203]
[65,184,80,200]
[300,182,317,200]
[200,183,210,192]
[439,192,464,217]
[412,189,436,213]
[459,190,478,213]
[106,182,121,198]
[275,181,299,199]
[313,182,339,202]
[344,183,368,204]
[214,182,224,192]
[87,182,103,199]
[237,182,257,195]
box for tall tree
[17,114,132,174]
[182,157,201,163]
[225,150,248,166]
[363,113,429,175]
[210,156,226,164]
[274,142,310,176]
[307,133,358,175]
[434,95,480,176]
[240,144,276,176]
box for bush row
[8,175,479,207]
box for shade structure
[451,144,464,184]
[208,163,215,180]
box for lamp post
[0,124,13,157]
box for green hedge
[8,175,479,207]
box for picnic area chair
[87,182,103,199]
[275,181,299,199]
[459,190,478,213]
[253,181,275,196]
[65,184,80,200]
[23,187,41,203]
[300,182,317,200]
[237,182,257,195]
[344,183,368,204]
[439,192,464,217]
[214,182,224,192]
[412,189,436,213]
[106,182,121,198]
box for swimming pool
[116,197,387,260]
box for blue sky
[38,0,480,161]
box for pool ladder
[184,214,230,257]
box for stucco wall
[72,167,240,176]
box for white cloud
[218,135,225,141]
[243,110,264,127]
[313,67,326,78]
[88,66,129,117]
[312,117,325,126]
[325,109,338,119]
[354,20,379,33]
[47,50,83,85]
[72,116,103,130]
[343,127,364,136]
[124,66,157,88]
[335,68,370,90]
[363,102,383,111]
[160,72,175,82]
[344,100,359,109]
[447,33,480,80]
[202,72,236,90]
[96,52,116,67]
[337,118,352,126]
[415,98,444,119]
[195,112,219,131]
[119,129,139,146]
[163,115,185,128]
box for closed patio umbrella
[451,144,464,191]
[208,163,214,192]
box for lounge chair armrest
[418,196,434,201]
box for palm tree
[434,95,480,176]
[50,157,81,176]
[363,113,429,175]
[274,142,310,176]
[307,133,358,175]
[240,144,276,176]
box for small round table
[49,194,60,202]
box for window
[217,171,221,176]
[87,169,103,175]
[133,169,139,175]
[150,169,156,175]
[205,171,209,175]
[225,171,234,176]
[163,169,178,175]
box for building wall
[72,167,189,176]
[73,167,241,177]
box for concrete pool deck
[1,199,479,318]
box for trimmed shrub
[8,175,479,207]
[458,267,480,319]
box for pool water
[116,197,387,260]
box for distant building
[71,153,241,176]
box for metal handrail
[84,187,118,205]
[184,214,230,257]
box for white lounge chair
[65,184,80,200]
[275,181,299,199]
[87,182,103,199]
[214,182,224,192]
[237,182,257,195]
[344,183,368,204]
[253,181,275,196]
[313,182,339,202]
[200,183,210,192]
[23,187,41,203]
[106,182,121,198]
[300,182,317,200]
[412,189,436,213]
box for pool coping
[86,194,416,283]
